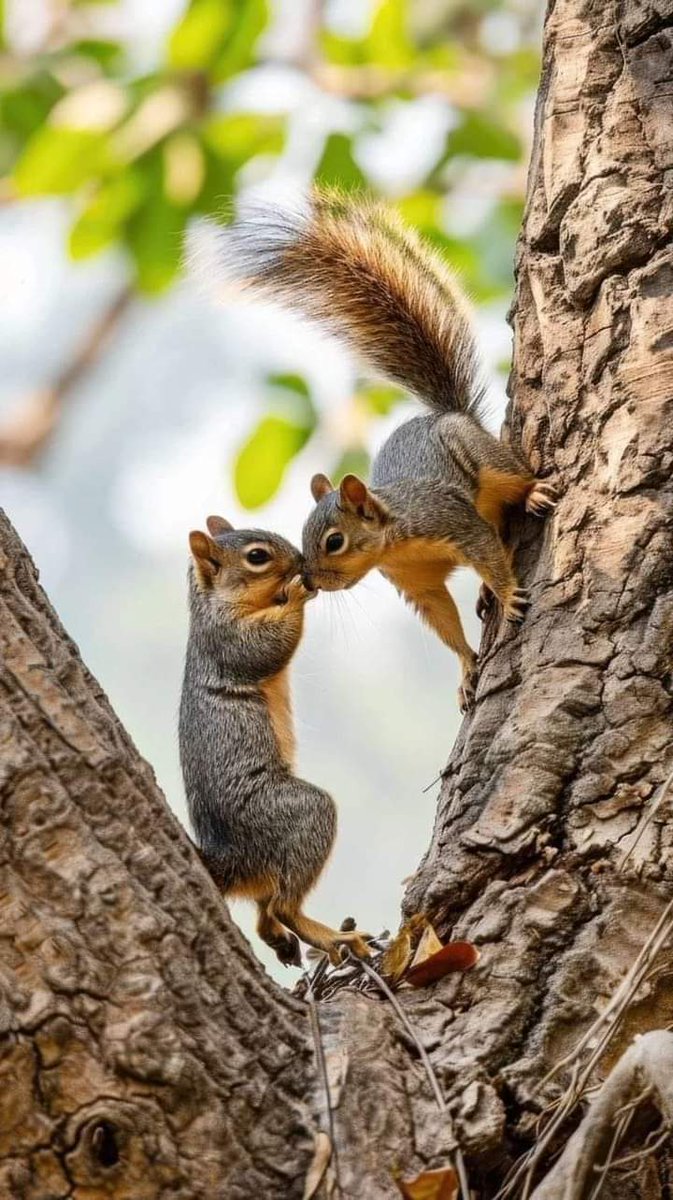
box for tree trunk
[2,2,673,1198]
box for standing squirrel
[192,191,557,711]
[179,514,370,965]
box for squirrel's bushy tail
[189,190,484,417]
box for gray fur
[302,413,529,591]
[179,530,336,906]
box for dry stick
[618,757,673,871]
[496,898,673,1200]
[349,952,471,1200]
[305,958,342,1194]
[0,284,133,467]
[605,1120,671,1170]
[528,1031,673,1200]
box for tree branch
[0,284,133,467]
[531,1031,673,1200]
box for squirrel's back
[189,189,484,418]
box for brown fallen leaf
[406,941,480,988]
[396,1165,459,1199]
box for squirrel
[191,190,557,711]
[179,514,371,966]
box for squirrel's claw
[476,584,495,621]
[526,481,558,517]
[458,652,479,714]
[505,587,530,624]
[458,670,478,714]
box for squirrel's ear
[339,474,389,524]
[189,530,223,586]
[206,515,233,537]
[310,473,334,503]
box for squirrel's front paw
[526,481,559,517]
[281,574,317,607]
[505,587,530,624]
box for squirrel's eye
[246,547,272,566]
[325,532,345,554]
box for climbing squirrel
[179,515,370,966]
[192,191,557,711]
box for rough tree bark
[2,1,673,1197]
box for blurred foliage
[0,0,541,506]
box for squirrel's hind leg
[392,579,478,713]
[275,906,372,966]
[471,536,530,625]
[257,899,302,967]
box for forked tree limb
[531,1031,673,1200]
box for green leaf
[202,112,284,165]
[194,145,237,215]
[357,383,403,416]
[1,72,64,143]
[445,110,521,162]
[265,372,316,426]
[167,0,233,71]
[235,416,313,508]
[395,190,443,230]
[69,171,145,259]
[315,132,366,189]
[333,447,370,481]
[320,0,414,68]
[14,126,110,195]
[125,155,186,293]
[367,0,414,68]
[197,113,284,212]
[320,30,367,66]
[211,0,268,82]
[70,39,126,73]
[267,372,311,399]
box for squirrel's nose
[301,569,316,593]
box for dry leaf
[396,1165,459,1199]
[380,914,429,982]
[406,941,479,988]
[303,1131,332,1200]
[410,922,443,969]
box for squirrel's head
[301,474,390,592]
[189,516,311,617]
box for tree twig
[0,284,133,467]
[305,957,342,1194]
